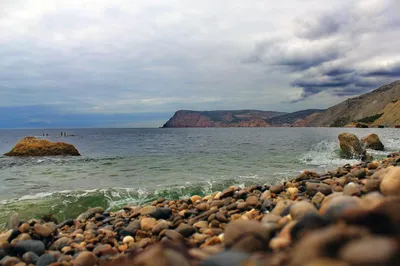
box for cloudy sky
[1,0,399,128]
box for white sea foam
[300,140,360,168]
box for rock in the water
[4,136,80,156]
[15,240,45,256]
[338,133,365,158]
[361,133,384,150]
[379,167,400,196]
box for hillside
[162,110,285,128]
[309,80,400,127]
[372,99,400,126]
[162,80,400,128]
[267,109,324,127]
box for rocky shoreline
[1,153,400,265]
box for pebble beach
[1,152,400,266]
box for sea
[0,127,399,228]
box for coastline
[1,153,400,265]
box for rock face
[162,110,285,128]
[4,137,80,156]
[267,109,324,127]
[162,81,400,128]
[309,80,400,127]
[361,134,384,150]
[338,133,365,158]
[372,99,400,127]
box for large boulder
[338,133,365,158]
[4,137,80,156]
[361,134,384,150]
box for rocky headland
[4,137,80,157]
[162,80,400,128]
[1,144,400,265]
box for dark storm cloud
[362,61,400,77]
[244,0,400,102]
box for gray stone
[15,240,45,256]
[37,254,57,266]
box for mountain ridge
[162,80,400,128]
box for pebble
[21,252,39,264]
[149,207,172,220]
[339,237,399,265]
[139,205,157,216]
[220,187,235,198]
[140,217,157,231]
[311,192,325,206]
[245,195,259,205]
[36,254,56,266]
[320,196,361,220]
[18,223,30,234]
[33,223,53,237]
[196,203,210,212]
[270,184,285,194]
[200,251,250,266]
[177,224,196,237]
[343,182,362,196]
[223,220,272,252]
[306,183,332,196]
[379,167,400,196]
[122,236,134,245]
[152,220,170,234]
[290,201,318,220]
[74,251,97,266]
[15,240,45,256]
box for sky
[0,0,399,128]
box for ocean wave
[0,177,265,229]
[300,140,360,167]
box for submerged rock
[4,136,80,156]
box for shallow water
[0,128,399,227]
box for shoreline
[1,153,400,265]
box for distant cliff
[162,110,285,128]
[162,80,400,128]
[267,109,324,127]
[310,80,400,127]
